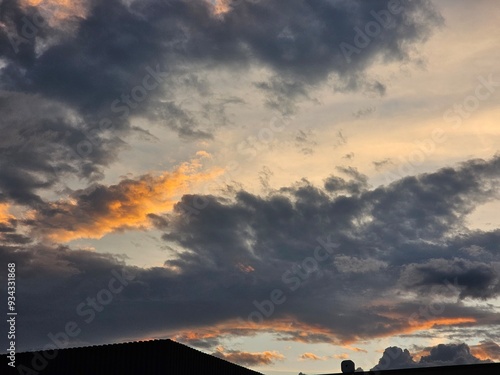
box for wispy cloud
[213,346,285,366]
[300,352,327,361]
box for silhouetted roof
[1,339,264,375]
[326,362,500,375]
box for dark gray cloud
[1,0,444,112]
[0,91,126,206]
[324,166,369,195]
[3,156,500,352]
[399,258,500,300]
[0,0,443,209]
[372,347,417,370]
[420,343,486,366]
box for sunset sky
[1,0,500,374]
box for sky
[1,0,500,374]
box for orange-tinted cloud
[333,353,349,360]
[209,0,231,16]
[277,317,477,345]
[471,340,500,361]
[213,346,284,366]
[31,155,223,242]
[343,317,477,345]
[236,263,255,273]
[170,315,479,351]
[0,203,14,225]
[170,318,342,349]
[300,352,326,361]
[407,317,476,332]
[342,345,368,353]
[20,0,88,25]
[175,330,221,342]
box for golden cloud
[342,345,368,353]
[407,317,477,332]
[214,346,285,366]
[0,203,14,225]
[32,155,223,242]
[170,315,479,350]
[170,318,341,349]
[470,340,500,361]
[206,0,231,16]
[20,0,88,26]
[300,352,325,361]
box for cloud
[28,155,222,242]
[373,158,393,171]
[20,0,89,24]
[398,258,500,300]
[210,0,231,16]
[0,202,14,224]
[352,106,376,119]
[323,166,368,195]
[4,156,500,352]
[0,203,31,245]
[372,347,416,370]
[333,255,388,274]
[0,0,444,219]
[420,343,488,366]
[333,353,349,360]
[173,331,222,350]
[343,345,368,353]
[300,352,326,361]
[2,0,444,110]
[213,347,284,366]
[471,340,500,361]
[0,91,125,206]
[1,0,499,364]
[371,342,491,371]
[295,129,317,155]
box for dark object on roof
[341,360,355,373]
[328,362,500,375]
[1,339,264,375]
